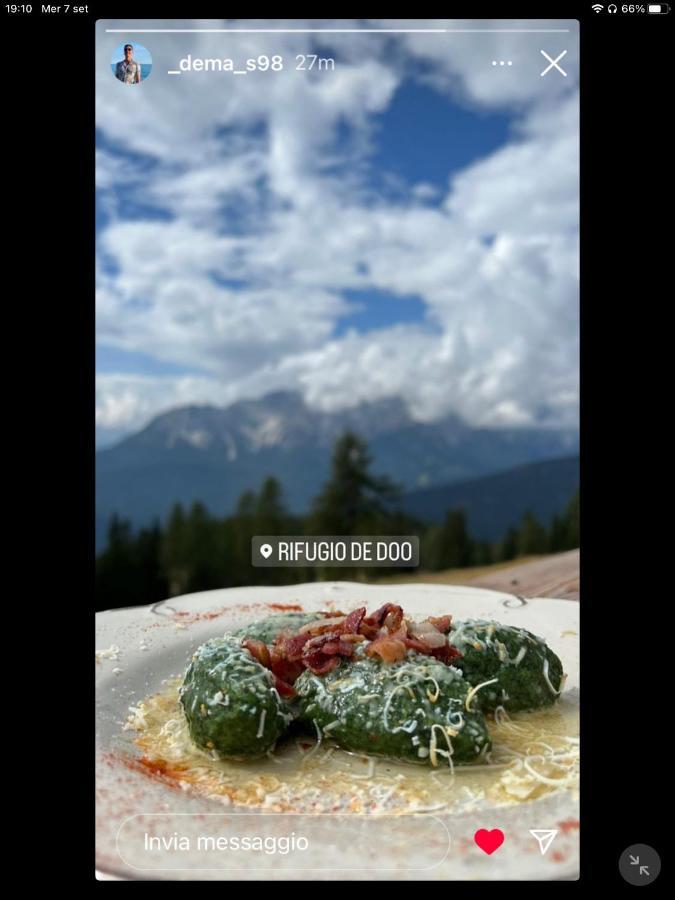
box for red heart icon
[474,828,505,855]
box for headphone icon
[608,3,618,10]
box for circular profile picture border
[111,41,152,85]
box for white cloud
[95,18,579,439]
[396,18,578,109]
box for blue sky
[332,289,436,338]
[96,344,206,377]
[95,21,579,444]
[97,86,509,349]
[371,81,511,192]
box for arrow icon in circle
[630,855,640,865]
[639,866,650,877]
[529,830,558,855]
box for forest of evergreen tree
[96,431,579,609]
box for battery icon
[648,3,670,11]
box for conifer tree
[517,510,548,555]
[310,431,398,535]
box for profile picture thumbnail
[111,41,152,85]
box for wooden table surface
[467,549,579,601]
[467,550,579,600]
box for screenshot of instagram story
[95,18,579,881]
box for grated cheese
[542,657,561,696]
[322,720,341,733]
[96,644,121,661]
[513,646,527,666]
[428,724,454,771]
[465,677,499,711]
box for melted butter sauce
[126,678,579,815]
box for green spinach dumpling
[180,638,292,759]
[449,620,564,713]
[295,652,491,765]
[232,612,324,644]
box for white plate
[96,582,579,880]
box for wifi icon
[592,3,604,10]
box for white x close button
[540,50,567,77]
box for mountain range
[96,391,578,548]
[399,455,579,541]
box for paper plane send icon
[530,829,558,855]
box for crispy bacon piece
[427,615,452,634]
[273,675,296,698]
[377,604,398,624]
[320,639,355,657]
[269,651,304,684]
[304,652,340,675]
[386,621,409,642]
[430,643,462,665]
[339,633,366,644]
[360,603,404,638]
[342,606,366,634]
[402,618,462,662]
[358,621,378,639]
[244,635,306,686]
[365,635,407,663]
[408,623,446,649]
[274,632,311,661]
[402,636,433,655]
[242,638,271,669]
[298,615,347,635]
[300,631,355,674]
[383,606,404,632]
[303,632,355,657]
[302,631,340,652]
[361,603,390,628]
[269,632,309,680]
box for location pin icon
[260,543,273,559]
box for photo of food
[96,583,579,879]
